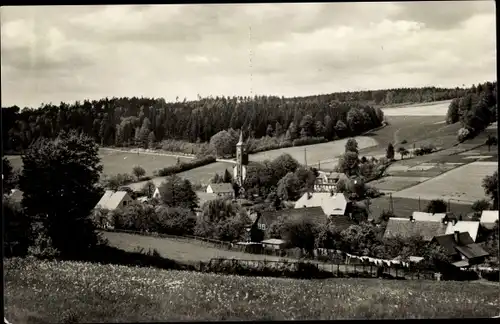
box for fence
[200,257,436,280]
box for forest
[0,85,482,154]
[445,81,497,137]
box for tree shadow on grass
[83,244,197,271]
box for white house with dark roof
[480,210,498,229]
[294,192,349,217]
[206,183,235,198]
[410,212,457,222]
[445,221,480,242]
[95,190,133,211]
[314,171,349,192]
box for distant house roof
[433,232,489,260]
[8,189,23,203]
[411,212,456,222]
[207,183,235,194]
[480,210,498,229]
[137,196,149,203]
[445,221,480,242]
[261,239,286,245]
[95,190,130,210]
[295,192,348,216]
[258,207,327,227]
[383,218,448,241]
[317,171,348,180]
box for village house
[242,206,328,244]
[95,190,133,211]
[383,217,448,241]
[480,210,499,230]
[206,183,235,198]
[410,211,458,223]
[294,191,350,217]
[432,231,490,268]
[314,171,349,192]
[261,238,287,250]
[445,220,480,242]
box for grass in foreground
[4,257,499,322]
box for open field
[390,161,498,204]
[4,148,193,178]
[126,161,235,190]
[368,197,473,220]
[369,176,430,192]
[102,231,287,263]
[177,161,236,185]
[381,100,452,116]
[249,136,378,165]
[99,149,192,176]
[5,257,499,322]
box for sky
[1,1,496,108]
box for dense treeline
[2,86,468,153]
[446,81,497,138]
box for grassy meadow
[4,257,499,322]
[4,148,193,178]
[391,161,498,203]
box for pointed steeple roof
[237,130,244,145]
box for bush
[400,139,408,144]
[247,136,327,154]
[104,173,135,190]
[161,139,212,156]
[457,127,471,143]
[414,144,436,156]
[156,156,216,177]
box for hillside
[4,257,499,322]
[1,86,471,154]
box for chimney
[454,231,459,243]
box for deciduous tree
[19,131,103,258]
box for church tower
[234,130,248,188]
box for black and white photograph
[2,1,499,322]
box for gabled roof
[433,232,474,255]
[261,238,286,245]
[258,207,327,227]
[433,232,489,259]
[207,183,235,193]
[383,218,448,241]
[445,221,480,242]
[480,210,498,227]
[411,212,456,222]
[295,192,348,216]
[95,190,130,210]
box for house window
[123,200,127,206]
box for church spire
[237,130,244,145]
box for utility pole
[304,147,308,167]
[389,193,394,213]
[418,196,421,212]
